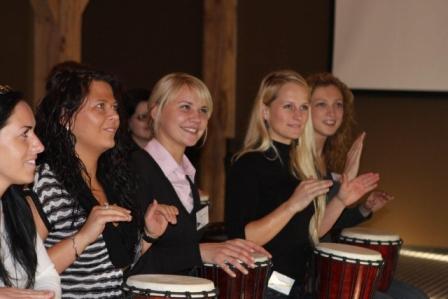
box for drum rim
[123,284,218,298]
[125,274,217,297]
[314,248,384,266]
[315,243,383,264]
[203,259,272,268]
[340,228,401,243]
[339,235,403,246]
[203,253,271,267]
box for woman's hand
[286,179,333,214]
[337,173,380,207]
[344,132,366,180]
[77,204,132,245]
[0,287,54,299]
[362,190,393,213]
[144,200,179,238]
[200,239,271,277]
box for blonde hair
[148,72,213,138]
[237,70,325,245]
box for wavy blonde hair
[148,72,213,139]
[236,70,325,245]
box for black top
[128,148,203,276]
[225,141,314,284]
[323,173,371,240]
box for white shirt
[0,201,61,298]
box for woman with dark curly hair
[28,62,177,298]
[0,85,60,298]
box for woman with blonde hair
[128,72,270,278]
[225,70,379,298]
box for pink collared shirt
[144,139,196,213]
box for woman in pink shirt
[129,73,270,277]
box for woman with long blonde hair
[225,70,379,298]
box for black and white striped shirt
[33,164,124,298]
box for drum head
[315,242,383,264]
[126,274,216,297]
[340,227,401,243]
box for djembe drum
[199,253,272,299]
[313,243,384,299]
[338,227,402,291]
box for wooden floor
[395,246,448,299]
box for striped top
[33,164,123,298]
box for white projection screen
[332,0,448,91]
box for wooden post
[30,0,89,106]
[200,0,237,222]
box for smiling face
[263,82,310,144]
[310,84,344,139]
[152,84,210,159]
[71,80,119,157]
[0,101,44,193]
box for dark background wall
[0,0,33,100]
[1,0,447,247]
[82,0,203,91]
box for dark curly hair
[35,62,137,217]
[0,86,37,287]
[307,72,356,174]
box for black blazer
[128,148,204,276]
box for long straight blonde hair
[236,70,325,245]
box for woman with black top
[0,85,60,298]
[27,62,176,298]
[225,70,379,298]
[129,72,270,278]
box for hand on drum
[287,179,333,213]
[144,200,179,238]
[199,239,271,278]
[343,132,366,181]
[0,287,55,299]
[337,173,380,206]
[362,190,393,213]
[77,204,132,245]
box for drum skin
[124,274,217,298]
[338,228,402,291]
[199,255,272,299]
[313,243,383,299]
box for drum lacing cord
[123,284,218,298]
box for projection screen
[332,0,448,91]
